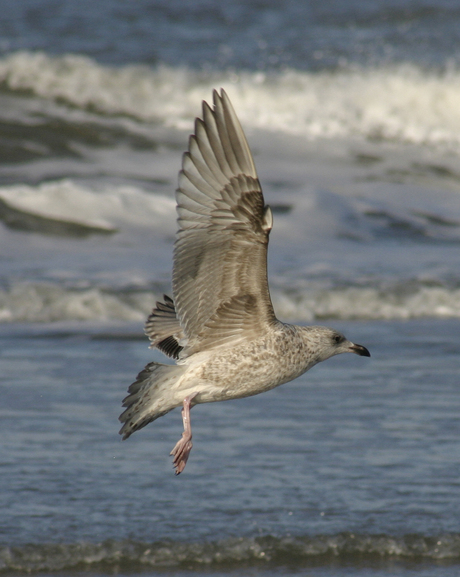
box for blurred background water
[1,1,460,576]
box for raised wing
[173,89,277,355]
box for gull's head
[301,326,371,364]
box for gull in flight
[119,89,370,474]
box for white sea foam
[1,282,459,323]
[2,51,460,150]
[2,52,460,325]
[272,286,460,321]
[0,179,176,231]
[0,283,153,323]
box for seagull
[119,89,370,474]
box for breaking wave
[1,533,460,573]
[0,180,175,235]
[1,282,460,323]
[2,51,460,150]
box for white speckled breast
[183,323,319,404]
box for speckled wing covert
[173,89,276,356]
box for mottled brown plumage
[119,90,370,474]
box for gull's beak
[349,343,371,357]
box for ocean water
[1,1,460,576]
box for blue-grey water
[1,1,460,576]
[2,320,460,576]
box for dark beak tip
[351,344,371,357]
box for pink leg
[170,393,197,475]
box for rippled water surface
[2,319,460,576]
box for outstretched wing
[173,89,276,355]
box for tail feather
[119,361,186,440]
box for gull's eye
[334,335,343,344]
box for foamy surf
[1,281,459,323]
[2,51,460,150]
[2,55,460,326]
[0,179,176,233]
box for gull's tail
[119,362,186,440]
